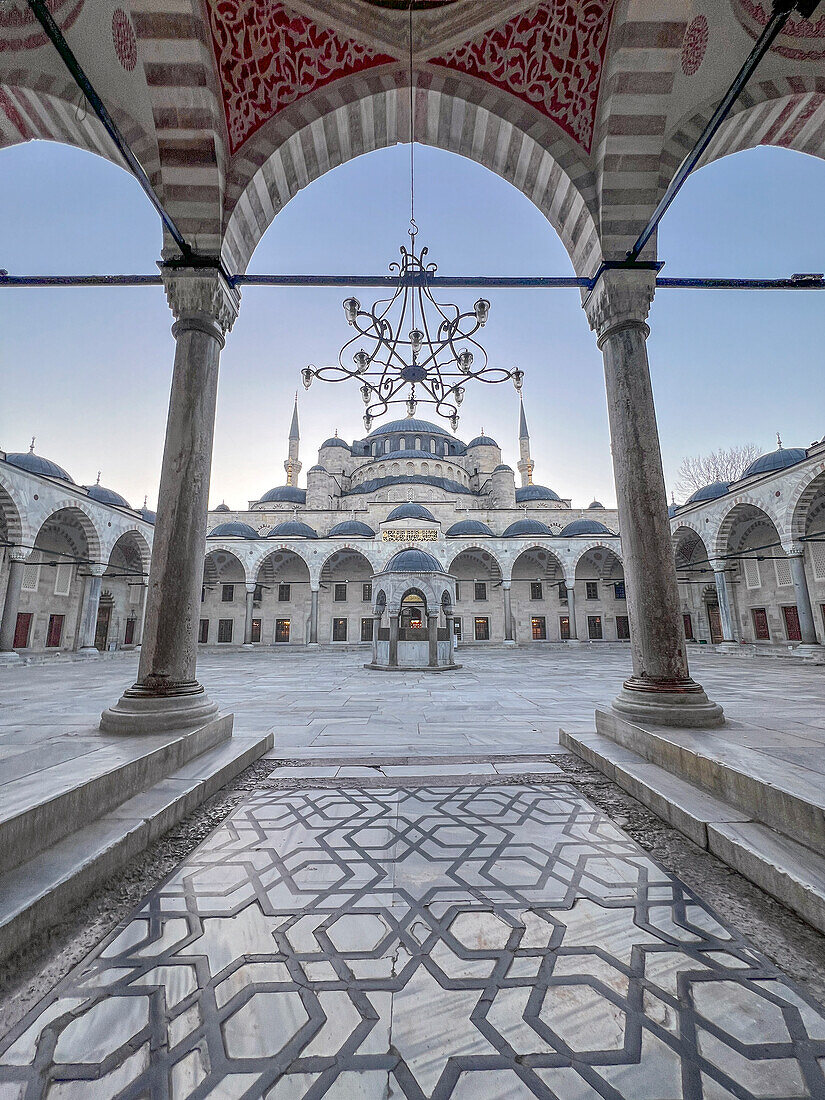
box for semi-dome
[446,520,494,537]
[214,502,230,512]
[560,518,614,536]
[84,482,130,509]
[368,418,453,439]
[493,464,513,473]
[258,485,307,504]
[685,481,730,505]
[503,518,554,537]
[467,434,498,448]
[321,436,350,449]
[384,548,445,573]
[516,485,562,503]
[267,520,318,539]
[386,502,436,522]
[6,448,74,484]
[741,446,807,479]
[588,500,605,510]
[208,521,259,539]
[328,520,375,538]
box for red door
[783,605,802,642]
[46,614,64,648]
[707,604,722,645]
[13,613,32,648]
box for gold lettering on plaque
[382,529,438,542]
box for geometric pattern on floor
[2,784,825,1099]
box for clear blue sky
[1,139,823,510]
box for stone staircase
[561,710,825,934]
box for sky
[1,139,823,512]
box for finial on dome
[96,471,101,485]
[29,437,35,453]
[776,432,783,449]
[334,428,338,438]
[671,491,676,505]
[143,495,148,509]
[481,427,484,435]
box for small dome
[446,519,494,537]
[385,548,445,573]
[368,418,453,439]
[588,500,604,510]
[493,464,513,473]
[308,465,327,474]
[467,434,498,448]
[741,446,807,479]
[516,485,562,503]
[329,520,375,538]
[685,481,730,505]
[6,449,74,484]
[208,521,259,539]
[321,436,350,449]
[560,518,614,536]
[84,482,130,509]
[139,506,156,525]
[668,503,681,518]
[214,502,230,512]
[258,486,307,504]
[386,502,436,522]
[267,520,318,539]
[503,518,554,537]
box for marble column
[101,266,240,733]
[0,553,26,662]
[243,583,256,646]
[389,615,399,668]
[584,268,723,726]
[788,550,820,648]
[712,566,738,650]
[566,583,578,641]
[77,566,104,657]
[133,585,148,647]
[428,612,439,667]
[502,581,515,645]
[371,613,382,664]
[308,587,319,647]
[444,610,455,661]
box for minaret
[284,392,302,486]
[517,394,534,488]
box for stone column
[371,612,382,664]
[712,566,738,651]
[133,584,148,647]
[788,550,820,650]
[389,614,399,668]
[0,553,26,663]
[308,586,319,647]
[502,581,515,646]
[101,266,240,733]
[444,609,455,663]
[584,268,722,726]
[428,612,439,667]
[566,583,578,641]
[243,583,256,646]
[77,566,105,657]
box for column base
[0,651,22,665]
[716,641,740,655]
[503,639,517,647]
[100,684,220,734]
[612,677,724,728]
[566,638,582,645]
[77,646,101,659]
[307,642,319,649]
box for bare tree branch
[673,444,762,500]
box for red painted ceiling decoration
[733,0,825,60]
[428,0,616,154]
[205,0,395,155]
[0,0,85,53]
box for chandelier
[299,5,524,433]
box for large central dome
[366,418,456,440]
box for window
[782,605,802,642]
[253,584,263,604]
[218,618,233,643]
[775,557,793,587]
[53,563,72,597]
[474,617,489,641]
[614,581,626,600]
[360,617,374,642]
[221,584,234,602]
[682,613,693,641]
[454,582,461,601]
[129,583,141,606]
[531,616,547,640]
[334,583,347,602]
[198,619,209,643]
[585,581,598,600]
[588,615,603,640]
[453,617,462,640]
[558,581,567,602]
[278,583,291,602]
[332,617,348,641]
[13,613,32,649]
[617,615,630,640]
[201,586,206,603]
[124,618,136,645]
[275,618,290,643]
[474,582,487,601]
[743,557,761,588]
[21,562,40,592]
[752,608,770,641]
[362,583,372,602]
[530,582,543,601]
[46,614,64,648]
[559,616,570,640]
[251,618,262,643]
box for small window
[275,618,290,643]
[530,581,543,601]
[558,581,567,602]
[559,615,570,641]
[253,583,263,604]
[531,616,546,640]
[129,583,141,605]
[614,581,626,600]
[588,615,603,640]
[455,582,461,601]
[683,613,693,641]
[218,618,233,643]
[752,608,770,641]
[453,617,462,640]
[585,581,598,600]
[221,584,234,603]
[53,562,72,597]
[617,615,630,640]
[46,614,64,648]
[201,586,206,603]
[278,583,291,602]
[251,618,262,643]
[334,583,347,602]
[198,619,209,643]
[360,617,374,642]
[332,617,348,641]
[415,437,421,449]
[474,616,489,641]
[474,582,487,601]
[362,583,372,602]
[21,562,40,592]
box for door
[783,605,802,642]
[531,616,546,640]
[13,612,32,648]
[251,618,262,643]
[275,619,290,643]
[46,614,64,648]
[751,608,770,641]
[682,613,693,641]
[124,618,136,645]
[559,615,570,641]
[587,615,603,640]
[94,604,111,651]
[707,603,722,644]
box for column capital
[84,564,107,577]
[161,264,240,340]
[785,545,806,558]
[583,266,656,346]
[7,548,29,563]
[501,579,511,590]
[245,581,258,594]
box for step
[0,716,231,876]
[0,732,272,963]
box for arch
[714,499,784,559]
[446,544,505,580]
[319,546,375,583]
[511,544,567,581]
[33,504,102,565]
[254,547,312,585]
[788,463,825,546]
[106,529,151,578]
[573,543,624,581]
[222,78,599,277]
[0,473,24,547]
[569,539,623,575]
[203,548,247,588]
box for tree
[673,444,762,500]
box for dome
[560,518,614,536]
[321,436,350,449]
[386,502,436,522]
[214,502,230,512]
[267,520,318,539]
[84,483,130,509]
[258,486,307,504]
[503,518,554,537]
[328,520,375,538]
[139,506,156,525]
[207,521,259,539]
[516,485,562,503]
[741,446,807,479]
[685,481,730,505]
[668,503,681,518]
[588,500,605,510]
[308,465,327,474]
[493,464,513,473]
[385,548,445,573]
[6,449,74,484]
[446,520,494,537]
[467,434,498,448]
[368,418,453,439]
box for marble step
[560,727,825,934]
[0,733,272,964]
[0,716,232,877]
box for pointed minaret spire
[284,393,302,487]
[516,393,534,488]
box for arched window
[399,437,406,450]
[384,439,390,454]
[406,462,415,475]
[392,463,400,475]
[415,436,421,449]
[430,438,436,452]
[435,464,442,476]
[422,463,429,475]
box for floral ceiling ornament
[732,0,825,60]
